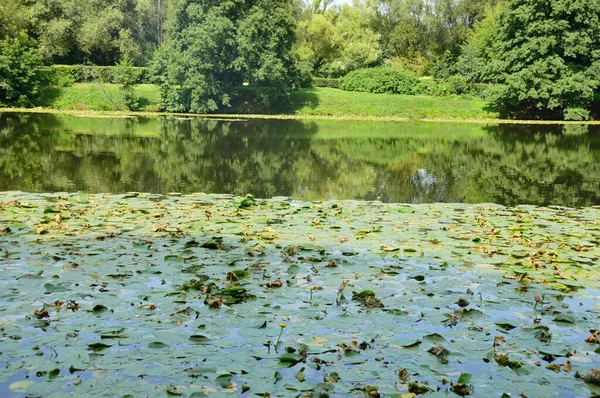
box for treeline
[1,0,599,120]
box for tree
[25,0,170,66]
[0,0,28,39]
[294,4,381,77]
[488,0,600,120]
[367,0,499,73]
[152,0,298,113]
[0,32,43,106]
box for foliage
[312,77,340,88]
[294,4,381,78]
[366,0,500,71]
[340,67,420,95]
[0,185,599,394]
[486,0,600,120]
[153,0,298,113]
[390,52,429,76]
[0,0,28,39]
[0,32,43,106]
[114,58,140,111]
[39,65,151,86]
[24,0,169,65]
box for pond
[1,112,600,397]
[1,112,599,207]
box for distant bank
[3,83,599,124]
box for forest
[1,0,599,120]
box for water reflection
[0,112,598,206]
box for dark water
[0,112,599,206]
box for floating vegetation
[0,192,599,396]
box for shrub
[39,65,76,87]
[444,75,470,95]
[114,58,139,111]
[340,67,420,95]
[415,78,438,96]
[312,77,340,88]
[39,65,151,85]
[0,32,43,106]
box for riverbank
[5,84,600,123]
[31,83,497,120]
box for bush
[444,75,469,95]
[39,65,76,87]
[415,76,482,97]
[39,64,151,85]
[114,58,139,111]
[0,32,43,106]
[340,67,420,95]
[312,77,340,88]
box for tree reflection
[0,113,598,207]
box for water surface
[1,112,598,206]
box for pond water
[0,112,599,206]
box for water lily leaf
[89,304,108,314]
[279,353,304,365]
[189,335,210,344]
[215,373,233,387]
[495,322,517,331]
[400,339,421,348]
[274,371,283,383]
[44,283,70,293]
[457,373,472,384]
[553,314,576,323]
[352,290,376,298]
[296,367,305,382]
[87,342,111,352]
[149,341,168,349]
[48,368,60,379]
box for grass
[32,83,498,121]
[38,83,161,112]
[288,87,497,119]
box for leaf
[89,304,108,313]
[44,283,70,293]
[400,339,422,348]
[279,353,304,365]
[295,367,305,382]
[149,341,168,348]
[495,322,517,331]
[274,371,283,383]
[87,342,112,352]
[215,373,233,387]
[189,335,210,344]
[352,290,376,298]
[457,373,472,384]
[553,314,576,324]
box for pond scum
[0,191,599,397]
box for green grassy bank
[34,83,498,120]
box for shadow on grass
[36,86,62,107]
[227,86,319,115]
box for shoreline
[3,106,600,125]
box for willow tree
[152,0,298,113]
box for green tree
[153,0,298,113]
[367,0,499,73]
[25,0,170,65]
[0,0,28,39]
[488,0,600,120]
[0,32,43,106]
[114,58,140,111]
[294,4,381,77]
